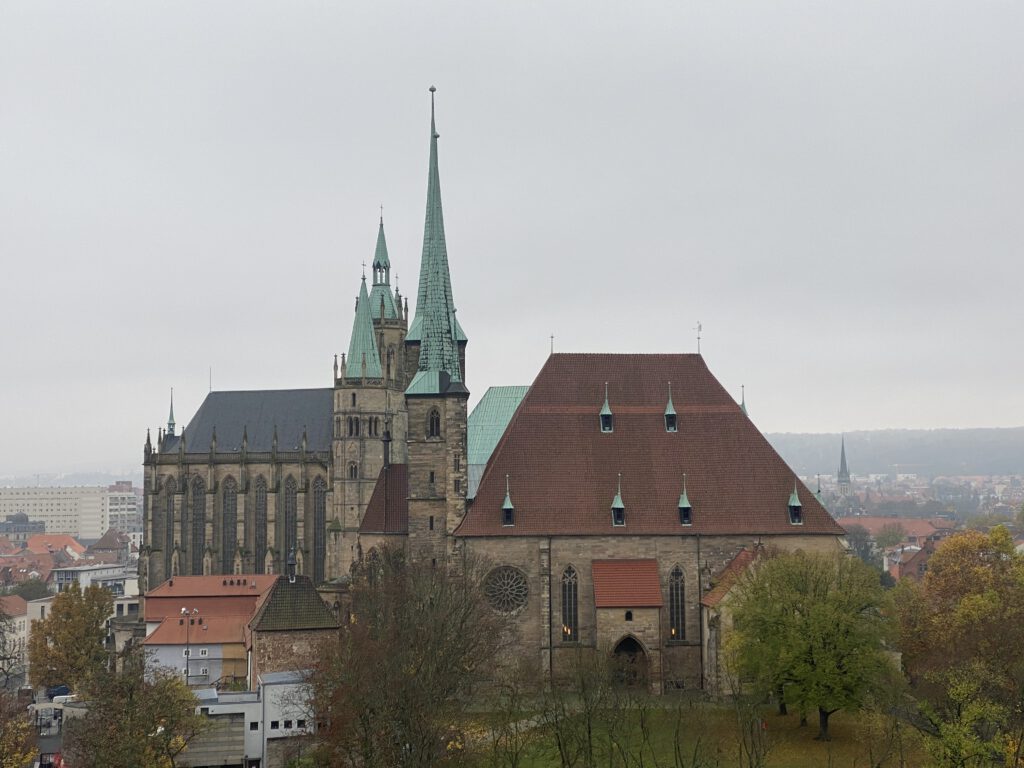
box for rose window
[485,566,529,613]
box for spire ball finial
[429,85,436,93]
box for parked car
[45,684,70,701]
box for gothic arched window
[669,565,685,641]
[312,477,327,584]
[163,478,176,580]
[348,462,358,480]
[221,477,238,574]
[427,409,441,439]
[561,566,578,642]
[253,476,267,574]
[191,477,206,575]
[283,476,298,562]
[347,417,354,437]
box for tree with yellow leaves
[28,582,112,691]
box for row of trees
[727,527,1024,767]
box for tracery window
[561,566,578,642]
[164,478,176,578]
[191,477,206,575]
[313,477,327,584]
[427,409,441,438]
[283,476,298,561]
[485,566,529,613]
[348,462,358,480]
[669,566,685,641]
[222,477,238,574]
[253,476,267,574]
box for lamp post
[181,607,198,685]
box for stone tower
[404,87,470,565]
[331,222,410,576]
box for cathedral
[142,88,845,691]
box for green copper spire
[406,87,467,395]
[788,483,801,508]
[369,216,400,320]
[740,385,748,416]
[406,86,467,345]
[346,277,383,380]
[167,387,175,436]
[678,473,691,509]
[612,473,625,510]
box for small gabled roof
[358,465,409,535]
[249,575,339,632]
[701,547,762,608]
[592,559,663,608]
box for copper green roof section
[678,474,691,509]
[611,474,625,510]
[346,277,383,380]
[502,475,514,512]
[665,382,676,417]
[600,383,612,417]
[468,386,529,465]
[369,217,400,320]
[406,87,467,345]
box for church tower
[331,222,410,576]
[404,87,470,564]
[837,435,851,496]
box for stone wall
[251,628,337,684]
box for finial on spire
[380,203,384,224]
[550,334,554,355]
[740,385,748,416]
[617,472,622,495]
[694,321,702,354]
[362,261,367,280]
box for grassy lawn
[469,702,929,768]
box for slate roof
[359,465,409,535]
[163,389,333,454]
[592,559,663,608]
[249,575,339,632]
[458,353,845,538]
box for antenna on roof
[550,334,554,355]
[694,321,702,354]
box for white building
[0,483,141,541]
[180,671,313,768]
[50,563,137,596]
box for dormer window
[611,473,625,526]
[502,474,515,526]
[679,504,692,526]
[599,382,613,433]
[788,484,803,525]
[665,382,677,432]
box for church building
[142,88,845,691]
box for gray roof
[163,389,333,454]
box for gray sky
[1,1,1022,477]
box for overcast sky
[1,1,1022,477]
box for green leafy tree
[0,690,33,768]
[310,548,513,767]
[729,549,892,741]
[28,582,112,690]
[875,523,907,549]
[10,579,49,602]
[63,644,207,768]
[845,524,881,569]
[896,527,1024,767]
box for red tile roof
[701,547,761,608]
[458,354,845,538]
[592,559,663,607]
[144,614,246,646]
[144,574,278,623]
[359,464,409,535]
[25,534,85,556]
[0,595,28,617]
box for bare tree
[309,547,514,767]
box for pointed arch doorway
[612,635,650,687]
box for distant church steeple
[837,435,851,496]
[369,215,401,320]
[167,388,176,436]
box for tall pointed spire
[837,435,851,494]
[406,86,467,395]
[346,277,383,380]
[369,215,400,320]
[167,387,176,436]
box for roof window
[599,382,613,433]
[788,484,803,525]
[665,382,677,432]
[611,473,625,526]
